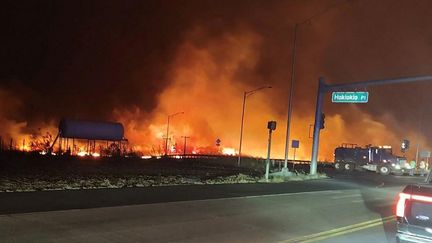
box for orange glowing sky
[1,0,432,161]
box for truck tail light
[396,193,410,217]
[396,192,432,217]
[411,194,432,203]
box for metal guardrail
[163,154,333,165]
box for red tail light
[411,194,432,203]
[396,192,432,217]
[396,193,410,217]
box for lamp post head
[169,111,184,118]
[246,85,273,95]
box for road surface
[0,170,427,242]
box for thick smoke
[1,0,431,160]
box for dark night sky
[1,0,282,120]
[0,0,311,124]
[2,0,432,155]
[1,0,195,121]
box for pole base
[271,167,294,177]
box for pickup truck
[396,171,432,242]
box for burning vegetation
[1,1,431,161]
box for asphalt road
[0,170,428,242]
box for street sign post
[291,140,299,170]
[265,121,277,181]
[331,92,369,103]
[420,151,431,158]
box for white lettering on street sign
[331,92,369,103]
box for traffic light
[320,113,325,130]
[401,139,410,152]
[267,121,277,131]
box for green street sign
[331,92,369,103]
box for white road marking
[193,189,345,202]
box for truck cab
[396,171,432,242]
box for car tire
[378,165,390,175]
[344,162,355,172]
[334,162,343,171]
[393,170,404,176]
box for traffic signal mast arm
[321,75,432,92]
[310,75,432,175]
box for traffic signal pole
[310,78,326,175]
[310,75,432,175]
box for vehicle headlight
[391,163,395,167]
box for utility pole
[415,143,420,165]
[283,0,352,174]
[415,102,424,165]
[308,124,314,138]
[165,112,184,156]
[283,23,298,173]
[182,136,190,156]
[238,92,247,165]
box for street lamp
[238,86,272,166]
[165,111,184,156]
[283,1,351,173]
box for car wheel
[378,165,390,175]
[393,170,404,176]
[334,162,343,171]
[344,162,355,172]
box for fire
[21,144,30,152]
[222,147,236,156]
[92,152,100,158]
[77,151,87,157]
[1,24,428,162]
[76,151,100,158]
[111,28,424,161]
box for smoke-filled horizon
[1,0,432,160]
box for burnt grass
[0,152,264,178]
[0,151,332,191]
[0,151,269,191]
